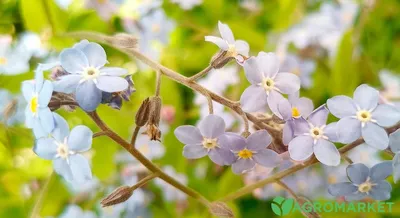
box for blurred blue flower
[0,35,31,75]
[54,41,129,111]
[222,130,281,174]
[289,106,340,166]
[174,114,236,166]
[327,84,400,149]
[171,0,202,10]
[0,89,25,126]
[240,52,301,115]
[328,162,393,201]
[379,69,400,108]
[33,114,93,183]
[155,166,188,202]
[280,54,316,89]
[205,21,249,63]
[85,0,125,21]
[59,205,96,218]
[389,129,400,182]
[22,65,55,137]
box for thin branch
[29,171,54,218]
[188,65,213,82]
[129,172,159,191]
[155,70,162,97]
[93,130,109,138]
[342,155,353,164]
[130,126,141,147]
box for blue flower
[22,65,55,137]
[33,113,93,183]
[327,84,400,149]
[54,40,129,111]
[0,35,31,75]
[389,129,400,182]
[328,162,393,201]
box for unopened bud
[149,96,162,126]
[101,186,133,207]
[112,33,138,49]
[135,98,151,127]
[209,202,234,218]
[210,50,234,69]
[145,124,161,141]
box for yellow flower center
[57,142,70,159]
[328,174,337,184]
[262,78,275,92]
[97,0,107,4]
[309,127,324,140]
[292,107,300,118]
[202,138,218,149]
[356,110,372,123]
[358,181,373,193]
[226,44,238,57]
[83,67,100,80]
[0,57,7,65]
[238,149,253,159]
[30,96,38,114]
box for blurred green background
[1,0,400,217]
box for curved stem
[130,126,140,147]
[188,65,213,82]
[88,111,210,206]
[29,171,54,218]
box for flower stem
[129,172,159,191]
[155,70,162,97]
[188,65,213,82]
[130,125,140,147]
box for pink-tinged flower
[240,52,301,115]
[223,130,281,174]
[205,21,249,63]
[174,114,235,166]
[289,106,340,166]
[327,84,400,150]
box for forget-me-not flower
[54,40,129,111]
[240,52,301,115]
[327,84,400,149]
[289,106,341,166]
[389,129,400,182]
[223,130,281,174]
[280,54,316,89]
[0,35,31,75]
[174,114,236,166]
[22,66,55,136]
[33,114,93,183]
[205,21,249,63]
[328,162,393,201]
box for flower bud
[209,202,234,218]
[101,186,133,207]
[135,98,151,127]
[145,123,162,141]
[210,50,234,69]
[149,96,162,126]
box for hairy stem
[130,126,140,147]
[188,65,213,82]
[130,172,160,191]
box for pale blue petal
[327,96,357,118]
[347,163,369,185]
[345,192,366,201]
[362,122,389,150]
[204,36,229,50]
[288,135,314,161]
[69,154,92,183]
[243,57,262,84]
[52,113,70,141]
[369,181,392,201]
[314,139,340,166]
[95,76,129,93]
[324,122,339,142]
[33,138,57,159]
[39,107,55,133]
[234,40,249,56]
[369,161,393,182]
[353,84,379,110]
[60,48,88,74]
[246,130,272,151]
[308,105,329,127]
[75,80,102,112]
[337,117,361,143]
[293,117,309,135]
[183,144,207,159]
[328,182,357,196]
[283,121,294,145]
[208,148,235,165]
[53,158,73,181]
[99,67,128,76]
[218,21,235,44]
[240,85,267,112]
[198,114,225,138]
[291,97,314,118]
[21,81,34,101]
[38,80,53,107]
[24,106,34,128]
[253,149,281,167]
[372,104,400,127]
[53,75,81,94]
[33,120,47,139]
[390,129,400,153]
[267,90,285,117]
[278,98,292,120]
[73,40,90,50]
[81,42,107,68]
[174,125,203,144]
[257,52,279,78]
[232,158,255,174]
[274,73,301,94]
[218,132,246,152]
[68,125,93,152]
[34,67,44,91]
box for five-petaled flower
[289,106,341,166]
[33,113,93,183]
[174,114,236,166]
[327,84,400,150]
[205,21,250,63]
[223,130,281,174]
[22,66,54,138]
[278,92,314,145]
[240,52,301,116]
[54,40,129,112]
[328,162,393,201]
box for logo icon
[271,197,294,216]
